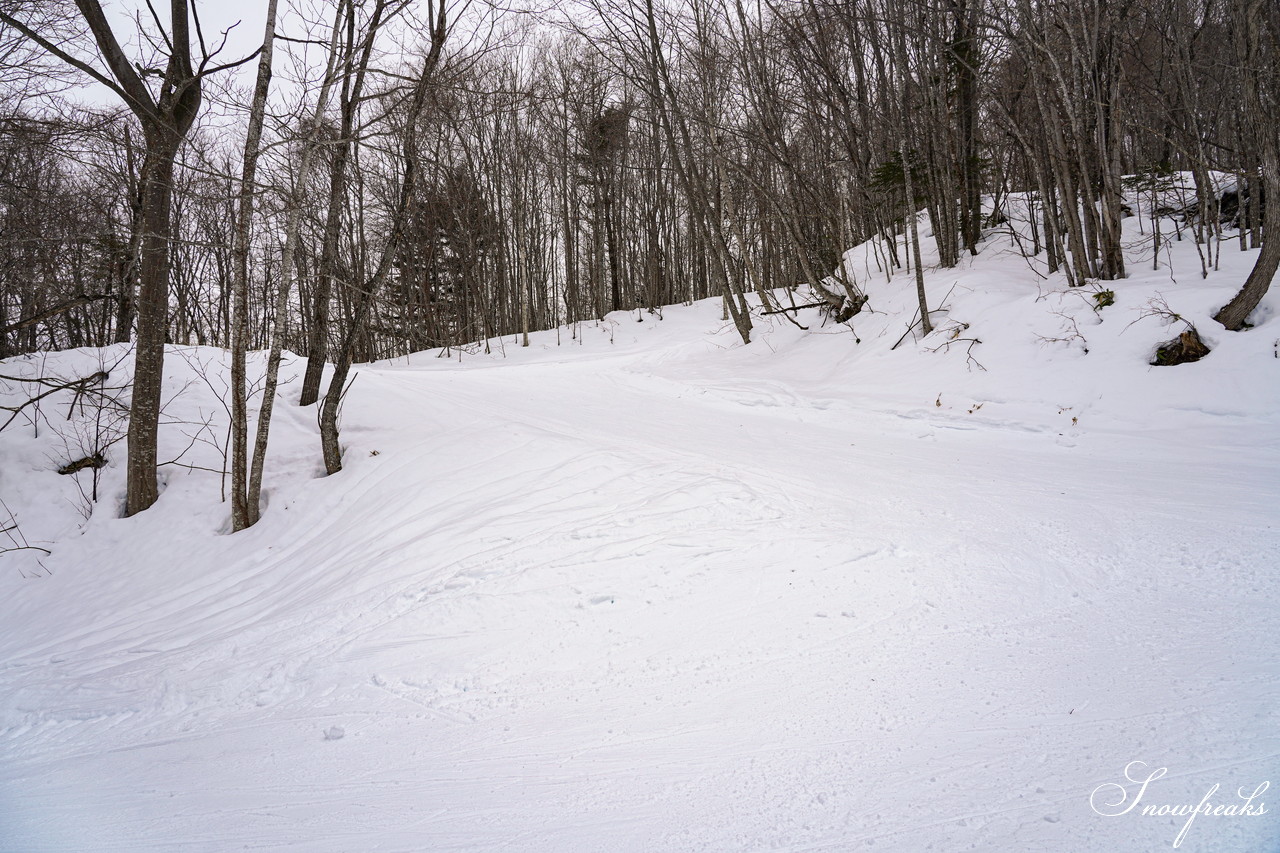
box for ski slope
[2,203,1278,851]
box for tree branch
[0,10,135,108]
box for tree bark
[7,0,210,516]
[318,0,449,474]
[230,0,279,531]
[299,0,385,407]
[1214,0,1278,330]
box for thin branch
[0,11,133,106]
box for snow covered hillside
[2,199,1278,852]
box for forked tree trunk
[300,0,385,407]
[230,0,279,531]
[318,0,449,474]
[248,3,348,520]
[0,0,211,516]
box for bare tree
[318,0,450,473]
[0,0,256,515]
[1214,0,1279,330]
[228,0,279,531]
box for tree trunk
[230,0,279,531]
[318,0,448,474]
[125,138,178,516]
[300,0,384,407]
[1214,0,1278,330]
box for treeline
[0,0,1276,520]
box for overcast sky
[44,0,321,123]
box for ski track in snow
[3,202,1280,851]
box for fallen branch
[927,336,987,371]
[760,302,826,315]
[1,371,111,433]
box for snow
[2,192,1278,851]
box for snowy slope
[1,197,1278,852]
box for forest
[0,0,1277,525]
[3,5,1280,849]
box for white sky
[36,0,319,123]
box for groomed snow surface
[2,196,1278,852]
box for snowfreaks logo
[1090,761,1269,848]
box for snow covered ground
[2,199,1278,851]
